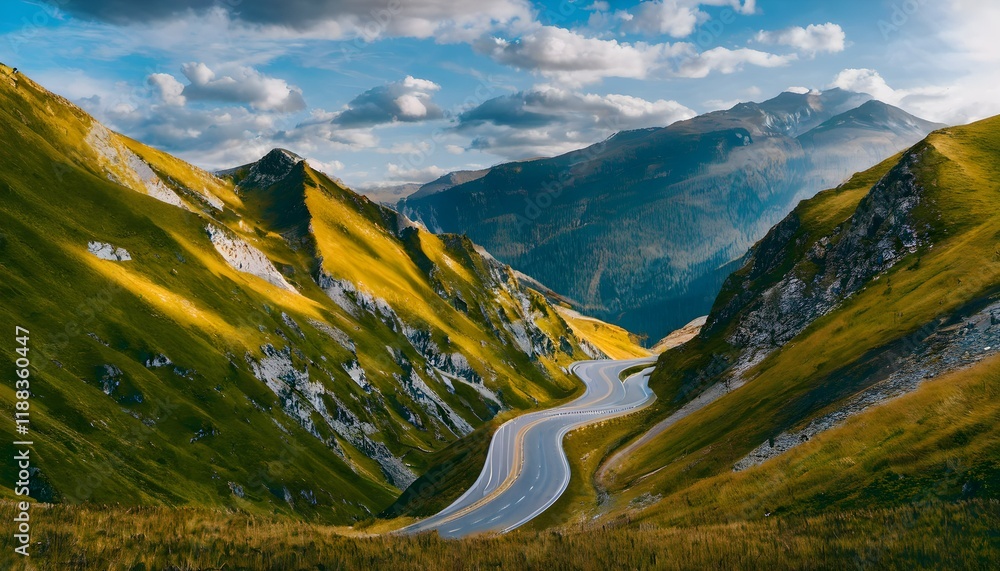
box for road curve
[400,358,657,538]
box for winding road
[401,358,657,538]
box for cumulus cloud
[827,67,1000,126]
[91,97,284,169]
[59,0,535,43]
[175,63,306,112]
[455,87,696,158]
[305,158,345,176]
[333,76,445,127]
[830,69,898,102]
[474,26,684,86]
[277,110,381,153]
[755,23,846,55]
[622,0,757,38]
[678,47,796,78]
[147,73,186,106]
[474,25,794,86]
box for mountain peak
[800,99,947,140]
[218,147,305,192]
[262,147,304,164]
[251,147,304,181]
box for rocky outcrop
[228,148,302,192]
[710,145,930,376]
[307,318,356,353]
[88,241,131,261]
[735,299,1000,471]
[247,344,416,488]
[206,224,296,292]
[86,123,188,209]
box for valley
[1,42,999,568]
[400,91,944,340]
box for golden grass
[555,306,652,359]
[2,500,995,570]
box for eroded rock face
[711,146,930,375]
[734,299,1000,471]
[88,241,131,261]
[246,344,416,488]
[235,148,302,191]
[86,123,189,209]
[205,224,296,292]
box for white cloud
[306,158,345,176]
[175,62,306,112]
[475,25,792,86]
[828,68,993,126]
[678,47,796,78]
[147,73,186,106]
[332,76,445,127]
[63,0,536,44]
[625,1,702,38]
[755,22,846,55]
[474,26,684,86]
[830,69,897,102]
[623,0,757,38]
[785,86,811,94]
[279,111,381,153]
[456,87,696,158]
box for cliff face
[708,144,931,373]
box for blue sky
[1,0,996,191]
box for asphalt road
[400,358,657,538]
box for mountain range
[400,89,945,340]
[2,63,999,568]
[0,64,644,521]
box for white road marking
[407,358,657,537]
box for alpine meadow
[1,1,999,569]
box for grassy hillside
[554,306,651,359]
[625,351,1000,526]
[587,115,1000,526]
[4,500,996,570]
[0,64,601,522]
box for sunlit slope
[554,306,652,359]
[594,116,1000,521]
[0,64,592,523]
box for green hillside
[0,64,601,522]
[588,115,1000,525]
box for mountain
[0,64,633,522]
[588,113,1000,528]
[408,168,491,200]
[400,89,945,340]
[357,182,422,207]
